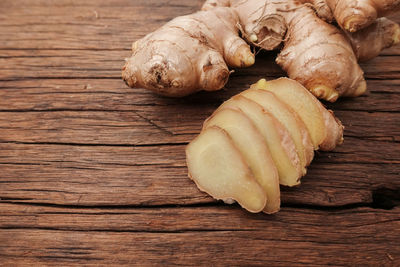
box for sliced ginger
[203,108,280,213]
[218,95,302,187]
[186,78,344,214]
[241,89,314,174]
[252,78,344,151]
[186,126,267,213]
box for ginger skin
[123,0,400,100]
[203,0,400,101]
[122,7,254,97]
[324,0,400,32]
[346,18,400,62]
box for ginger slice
[241,89,314,174]
[253,78,344,151]
[218,95,302,187]
[186,126,267,213]
[203,108,280,213]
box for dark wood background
[0,0,399,265]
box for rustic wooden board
[0,0,399,265]
[0,203,399,266]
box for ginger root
[203,0,400,101]
[122,7,254,97]
[186,78,343,213]
[123,0,400,101]
[323,0,400,32]
[346,18,400,62]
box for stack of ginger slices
[186,78,344,213]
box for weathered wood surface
[0,0,399,265]
[1,203,399,266]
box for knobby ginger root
[323,0,400,32]
[203,0,400,102]
[122,7,254,97]
[346,18,400,62]
[123,0,400,101]
[186,78,343,213]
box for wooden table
[0,0,399,265]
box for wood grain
[1,49,400,80]
[0,140,398,206]
[0,0,202,50]
[0,0,399,265]
[0,109,399,144]
[0,204,399,266]
[1,77,400,113]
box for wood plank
[1,203,398,232]
[0,0,202,50]
[1,79,400,112]
[0,109,398,144]
[0,49,399,81]
[326,79,400,112]
[0,161,397,206]
[1,135,399,166]
[0,204,399,266]
[0,49,125,79]
[0,141,398,206]
[0,110,195,145]
[1,230,396,266]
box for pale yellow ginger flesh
[186,78,344,213]
[203,108,280,213]
[241,89,314,174]
[253,78,344,151]
[218,95,302,187]
[186,126,267,213]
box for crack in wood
[134,111,175,136]
[1,188,399,210]
[0,226,255,233]
[0,140,189,147]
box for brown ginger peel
[124,0,400,101]
[325,0,400,32]
[202,0,400,101]
[122,7,254,97]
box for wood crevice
[1,187,398,211]
[0,140,189,147]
